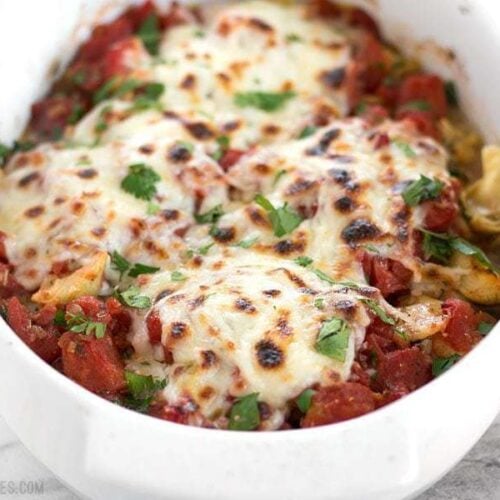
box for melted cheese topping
[0,1,459,429]
[134,253,369,428]
[0,133,228,289]
[72,0,352,149]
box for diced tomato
[32,305,57,327]
[126,0,157,30]
[76,16,133,63]
[376,347,432,393]
[308,0,342,18]
[366,316,396,340]
[376,79,399,108]
[302,383,376,427]
[30,96,84,140]
[358,104,389,125]
[345,33,386,108]
[59,332,125,395]
[219,149,246,171]
[370,131,390,150]
[67,295,111,324]
[398,109,439,139]
[398,74,447,118]
[361,253,413,299]
[146,309,162,344]
[105,297,132,351]
[102,37,147,81]
[161,3,194,29]
[0,231,7,263]
[421,183,459,232]
[347,7,380,38]
[149,402,189,424]
[435,298,481,354]
[0,264,23,299]
[6,297,60,363]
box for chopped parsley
[187,242,214,257]
[147,202,161,215]
[0,143,11,167]
[254,194,303,237]
[234,91,296,112]
[445,81,459,107]
[114,285,152,309]
[399,99,431,112]
[294,256,313,267]
[130,82,165,112]
[68,105,84,125]
[194,204,224,224]
[362,243,380,254]
[315,317,350,362]
[393,139,417,158]
[228,393,260,431]
[296,389,315,413]
[94,104,112,134]
[110,251,160,279]
[285,33,303,43]
[137,14,161,55]
[314,298,325,310]
[298,125,317,139]
[53,310,67,327]
[478,322,494,336]
[212,136,230,161]
[432,355,460,377]
[66,312,106,339]
[171,270,187,282]
[121,163,161,201]
[93,78,120,104]
[421,230,499,273]
[402,175,444,206]
[272,169,287,186]
[233,236,259,249]
[193,28,206,38]
[124,371,167,412]
[360,299,395,325]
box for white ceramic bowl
[1,1,499,499]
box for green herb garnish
[421,230,499,273]
[314,298,325,310]
[234,91,296,112]
[121,163,161,201]
[294,256,313,267]
[478,322,494,336]
[66,312,106,339]
[445,81,459,107]
[296,389,315,413]
[360,299,396,325]
[254,194,303,237]
[432,355,460,377]
[298,125,317,139]
[212,135,230,161]
[393,139,417,158]
[402,175,444,206]
[137,14,161,55]
[228,393,260,431]
[114,285,152,309]
[124,371,167,412]
[233,236,259,249]
[399,100,431,112]
[315,317,350,362]
[194,204,224,224]
[110,251,160,279]
[171,270,187,282]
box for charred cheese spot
[235,297,256,313]
[24,205,45,218]
[170,322,189,339]
[255,340,284,369]
[306,128,340,156]
[320,67,346,88]
[334,196,356,212]
[18,172,40,188]
[341,218,381,245]
[180,73,196,90]
[185,122,215,140]
[168,143,193,162]
[77,168,98,179]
